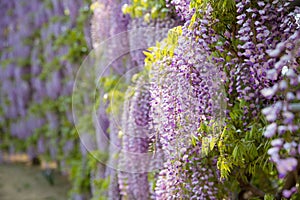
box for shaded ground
[0,163,70,200]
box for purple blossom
[264,123,277,138]
[271,138,284,147]
[261,84,278,99]
[282,187,297,198]
[276,158,298,178]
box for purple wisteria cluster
[118,75,152,200]
[89,1,299,199]
[147,16,226,199]
[0,0,41,141]
[3,0,300,198]
[262,28,300,198]
[166,0,192,21]
[187,1,299,122]
[150,33,224,155]
[204,1,299,137]
[155,142,222,199]
[0,0,86,152]
[233,0,298,107]
[0,0,91,199]
[89,1,179,199]
[141,0,300,199]
[90,0,132,199]
[90,0,300,199]
[90,0,113,48]
[128,17,180,69]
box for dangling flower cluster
[149,10,225,155]
[261,28,300,198]
[235,1,295,94]
[0,0,89,150]
[118,75,153,200]
[166,0,192,21]
[90,0,113,48]
[147,14,226,198]
[0,0,92,199]
[128,17,179,69]
[186,1,298,119]
[118,1,300,199]
[155,139,223,199]
[224,0,299,124]
[90,1,132,198]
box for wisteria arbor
[1,0,300,199]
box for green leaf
[210,137,217,150]
[191,134,198,146]
[143,50,153,60]
[264,194,274,200]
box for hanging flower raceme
[118,75,153,200]
[146,15,226,197]
[261,28,300,198]
[166,0,192,21]
[221,0,299,125]
[186,1,298,120]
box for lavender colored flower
[282,187,297,198]
[276,158,298,178]
[264,123,277,138]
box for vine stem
[237,177,265,198]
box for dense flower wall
[1,0,300,199]
[0,0,93,199]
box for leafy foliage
[122,0,169,20]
